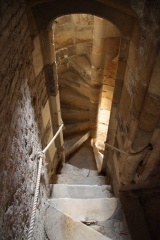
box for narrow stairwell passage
[42,140,131,240]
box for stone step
[61,163,98,177]
[88,199,132,240]
[64,132,90,158]
[63,121,90,137]
[48,198,118,222]
[59,69,90,98]
[68,138,97,170]
[69,55,91,83]
[61,106,89,123]
[44,206,111,240]
[49,184,113,198]
[64,133,85,152]
[59,85,90,109]
[50,174,108,185]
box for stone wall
[54,14,93,74]
[54,14,93,50]
[0,1,50,238]
[97,59,117,151]
[105,0,160,194]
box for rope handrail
[105,142,152,156]
[42,124,63,154]
[27,154,44,240]
[27,124,63,240]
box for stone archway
[31,0,137,193]
[1,1,160,238]
[28,0,159,197]
[30,0,160,194]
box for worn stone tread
[49,184,113,198]
[48,198,118,222]
[50,174,108,185]
[61,163,98,177]
[44,206,112,240]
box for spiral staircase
[39,52,131,240]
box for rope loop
[38,151,45,160]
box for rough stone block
[103,85,114,99]
[91,51,106,68]
[91,67,104,83]
[128,40,139,74]
[133,81,147,114]
[76,27,93,42]
[100,98,112,110]
[139,93,160,131]
[55,30,74,49]
[118,38,130,59]
[141,41,159,86]
[131,127,153,151]
[148,51,160,97]
[119,85,131,122]
[94,17,120,38]
[139,110,159,132]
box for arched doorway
[52,14,120,156]
[31,0,137,189]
